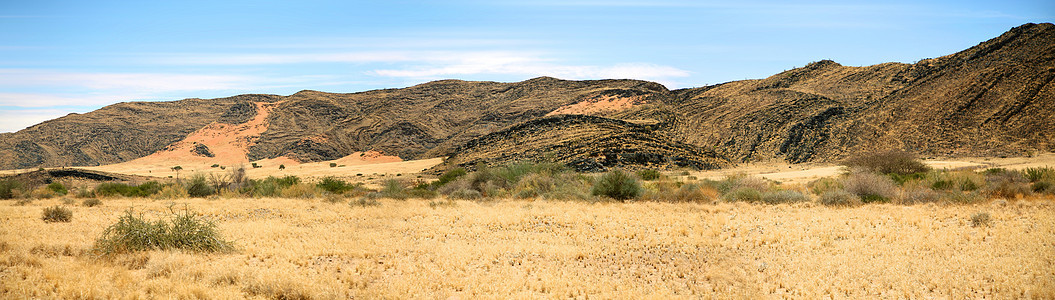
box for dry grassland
[2,197,1053,299]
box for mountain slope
[0,23,1052,171]
[438,114,728,172]
[663,22,1055,162]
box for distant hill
[0,23,1051,171]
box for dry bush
[970,212,991,227]
[898,188,941,205]
[984,169,1031,199]
[279,183,319,199]
[819,190,861,207]
[30,186,61,199]
[841,150,930,175]
[723,187,762,202]
[82,198,102,207]
[761,190,809,204]
[841,172,898,203]
[42,205,72,223]
[0,179,24,199]
[154,184,189,200]
[807,177,842,196]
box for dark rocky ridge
[0,23,1052,170]
[439,115,728,172]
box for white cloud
[0,69,255,93]
[371,51,690,86]
[0,108,79,133]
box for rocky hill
[439,114,728,172]
[0,23,1051,171]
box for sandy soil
[546,94,650,116]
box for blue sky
[1,0,1052,132]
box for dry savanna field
[2,154,1055,298]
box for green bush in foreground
[94,207,232,254]
[592,170,642,200]
[42,205,72,223]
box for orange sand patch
[546,94,650,116]
[88,101,281,176]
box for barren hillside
[0,23,1051,171]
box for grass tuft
[42,205,72,222]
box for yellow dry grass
[2,197,1053,299]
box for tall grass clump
[42,206,72,223]
[591,170,642,200]
[841,172,898,203]
[841,150,930,176]
[93,207,232,254]
[983,169,1031,199]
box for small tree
[171,166,183,181]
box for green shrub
[82,198,102,207]
[435,168,468,187]
[592,170,642,200]
[819,190,861,207]
[329,162,337,168]
[841,150,930,175]
[94,181,164,198]
[1033,181,1054,193]
[637,169,662,181]
[251,162,261,168]
[46,182,68,195]
[317,177,359,194]
[841,172,898,203]
[723,187,762,202]
[761,190,808,204]
[0,179,23,199]
[93,208,232,254]
[380,179,407,200]
[211,164,220,168]
[1024,167,1055,182]
[185,175,215,198]
[42,206,72,223]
